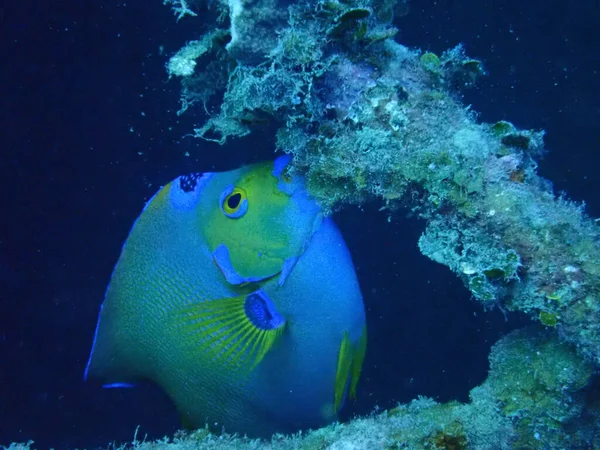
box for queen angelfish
[84,155,367,437]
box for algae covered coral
[156,0,600,447]
[7,327,595,449]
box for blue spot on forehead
[179,172,204,192]
[170,172,213,210]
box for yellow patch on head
[203,161,296,281]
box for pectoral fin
[334,332,353,412]
[334,327,368,412]
[350,326,367,399]
[171,290,286,376]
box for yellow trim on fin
[350,326,367,399]
[334,332,353,412]
[171,295,285,376]
[334,327,368,411]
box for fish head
[196,155,322,285]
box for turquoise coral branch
[164,0,197,21]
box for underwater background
[2,0,600,449]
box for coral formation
[6,328,596,449]
[156,0,600,447]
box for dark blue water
[2,0,599,448]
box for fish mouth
[212,243,287,284]
[212,242,301,287]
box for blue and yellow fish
[84,155,367,437]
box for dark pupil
[227,193,241,209]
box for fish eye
[219,185,248,218]
[227,193,241,209]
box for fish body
[85,156,367,437]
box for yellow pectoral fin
[334,327,368,412]
[350,326,367,399]
[170,290,286,377]
[334,332,354,412]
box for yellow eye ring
[220,186,248,218]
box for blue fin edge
[102,382,136,389]
[83,302,104,381]
[278,256,298,286]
